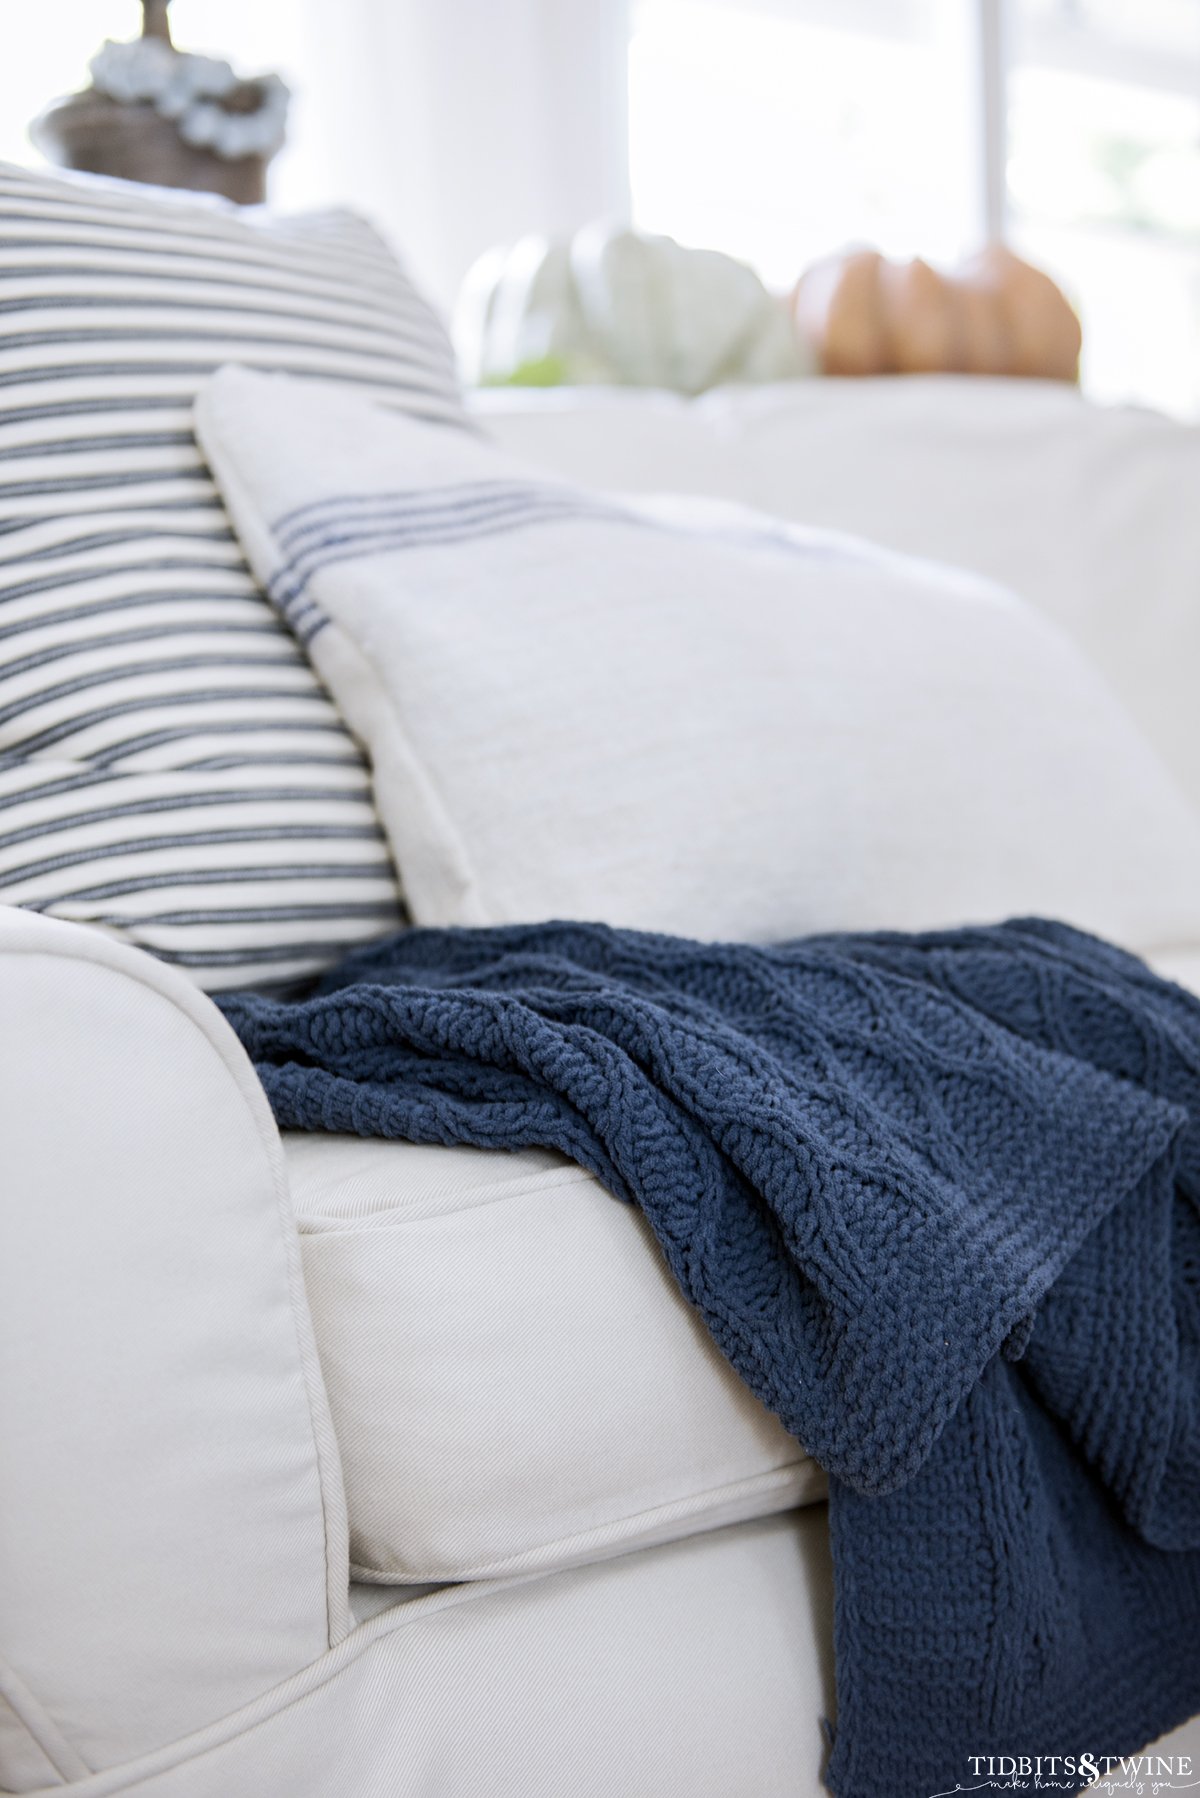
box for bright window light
[629,0,1200,416]
[628,0,976,289]
[1007,5,1200,416]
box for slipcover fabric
[0,1516,836,1798]
[0,907,345,1783]
[288,1132,824,1583]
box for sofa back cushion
[197,365,1200,956]
[0,162,462,989]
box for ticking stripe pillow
[0,162,461,988]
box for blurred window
[629,0,1200,416]
[628,0,978,285]
[1008,0,1200,415]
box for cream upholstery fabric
[1149,947,1200,998]
[0,907,346,1785]
[27,1514,838,1798]
[288,1133,825,1583]
[11,1513,1200,1795]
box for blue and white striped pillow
[0,162,462,988]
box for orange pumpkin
[792,244,1081,382]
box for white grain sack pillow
[0,162,464,989]
[196,364,1200,956]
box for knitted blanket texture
[221,918,1200,1797]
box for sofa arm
[0,910,347,1790]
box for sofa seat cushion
[286,1131,825,1584]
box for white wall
[276,0,633,310]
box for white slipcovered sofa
[5,376,1200,1796]
[1,905,837,1796]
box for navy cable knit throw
[221,918,1200,1796]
